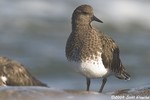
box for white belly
[71,54,109,78]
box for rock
[0,86,109,100]
[111,85,150,96]
[0,85,149,100]
[107,85,150,100]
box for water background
[0,0,150,92]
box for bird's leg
[86,77,90,91]
[99,78,107,93]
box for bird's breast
[70,52,110,78]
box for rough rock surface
[0,85,149,100]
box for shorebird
[65,4,130,92]
[0,57,47,86]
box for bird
[65,4,130,93]
[0,56,47,86]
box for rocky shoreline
[0,85,149,100]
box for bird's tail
[115,70,130,80]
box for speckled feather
[66,5,130,80]
[99,33,130,79]
[0,57,47,86]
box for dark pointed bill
[93,15,103,23]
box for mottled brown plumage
[0,57,47,86]
[66,4,130,92]
[100,34,130,80]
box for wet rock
[111,85,150,96]
[0,85,149,100]
[108,85,150,100]
[0,86,109,100]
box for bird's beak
[92,15,103,23]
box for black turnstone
[65,4,130,92]
[0,57,47,86]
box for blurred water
[0,0,150,92]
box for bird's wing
[99,34,130,80]
[99,34,122,72]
